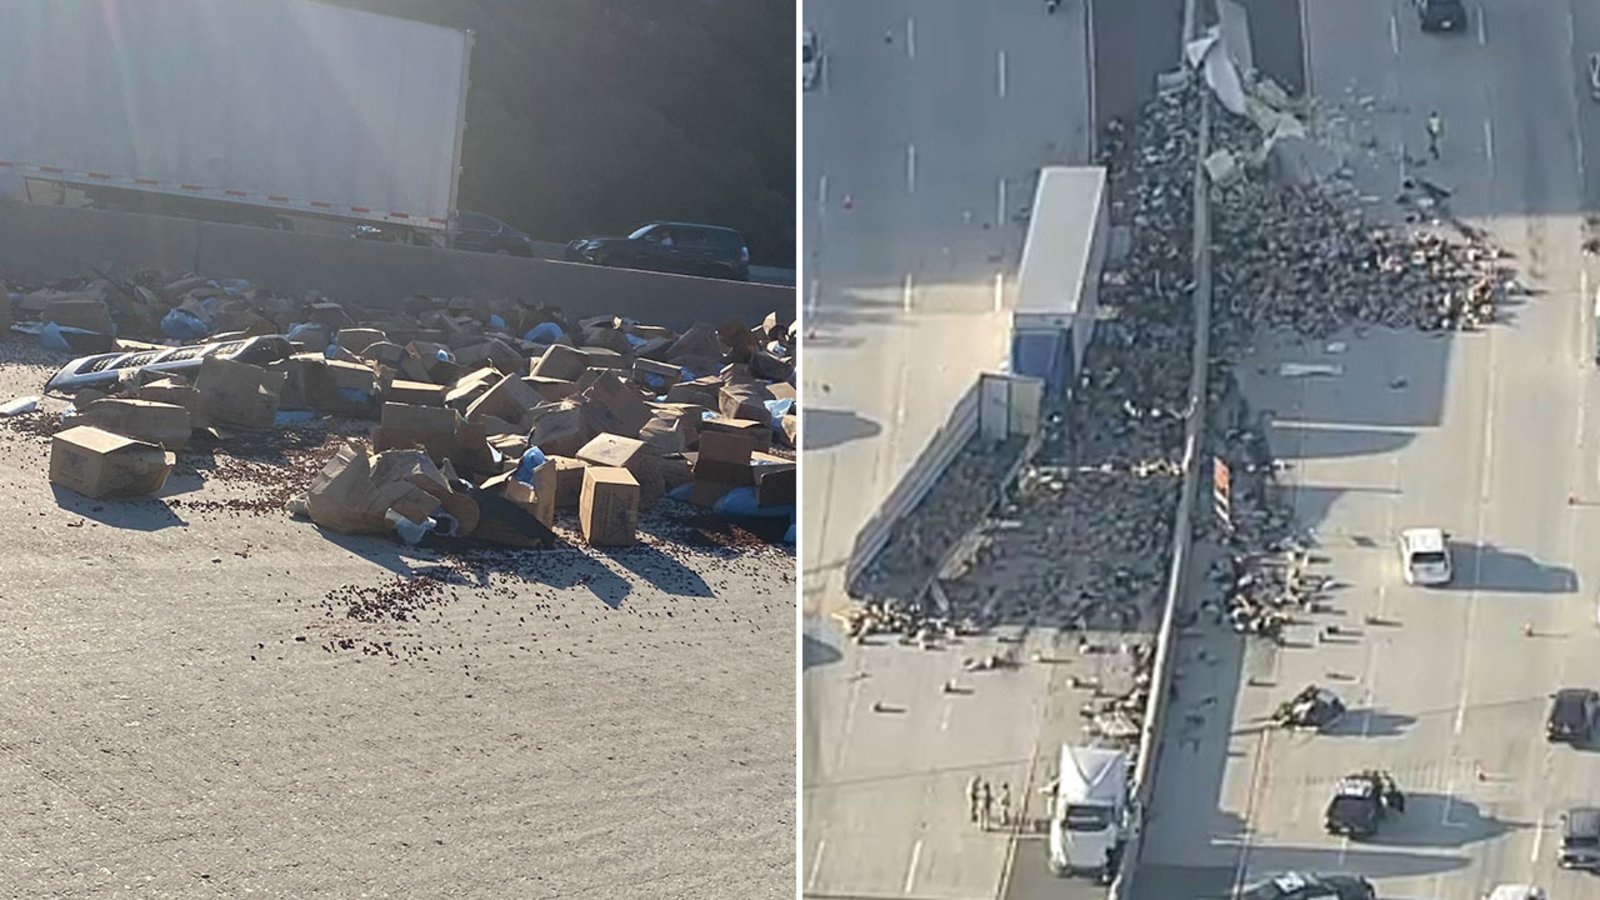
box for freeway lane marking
[1484,118,1495,169]
[1532,813,1545,862]
[808,278,820,323]
[903,839,923,894]
[997,178,1007,229]
[1457,339,1499,735]
[939,703,951,731]
[808,838,827,892]
[818,174,829,210]
[1229,729,1271,899]
[994,272,1003,313]
[903,272,914,313]
[906,144,916,194]
[906,17,916,60]
[1390,14,1399,56]
[1477,3,1487,46]
[998,50,1007,99]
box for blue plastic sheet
[335,387,372,405]
[285,322,321,343]
[161,308,210,340]
[784,523,796,544]
[624,333,648,349]
[515,446,548,483]
[488,314,507,330]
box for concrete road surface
[799,0,1092,624]
[804,627,1140,900]
[1135,0,1600,898]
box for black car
[454,210,535,257]
[1560,807,1600,870]
[1414,0,1467,32]
[1547,688,1599,743]
[565,222,751,281]
[1324,771,1404,839]
[1240,872,1376,900]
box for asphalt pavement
[1134,1,1600,898]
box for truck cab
[1047,745,1129,882]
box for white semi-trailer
[0,0,472,241]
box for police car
[1324,771,1403,839]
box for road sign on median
[1213,456,1232,531]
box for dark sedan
[565,222,750,281]
[1240,872,1375,900]
[454,210,535,257]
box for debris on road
[7,270,797,549]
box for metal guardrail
[1106,4,1212,898]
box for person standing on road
[980,781,994,831]
[967,776,982,824]
[1426,111,1444,160]
[998,783,1013,827]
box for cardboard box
[372,402,496,474]
[755,464,796,507]
[444,366,502,411]
[633,357,682,388]
[137,378,199,414]
[779,413,798,448]
[304,358,378,415]
[194,358,286,432]
[579,373,652,439]
[666,323,723,361]
[751,349,793,382]
[526,401,586,458]
[577,433,663,509]
[658,455,693,492]
[768,382,797,404]
[305,443,447,534]
[79,398,192,450]
[503,460,557,527]
[454,338,523,374]
[579,467,640,547]
[700,415,771,451]
[359,341,408,367]
[580,345,630,369]
[465,373,540,425]
[665,376,723,408]
[719,384,773,423]
[549,455,588,509]
[384,379,447,407]
[640,414,688,455]
[337,328,387,352]
[50,425,175,499]
[695,431,757,486]
[44,297,113,334]
[531,344,587,381]
[523,376,579,402]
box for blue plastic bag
[488,314,507,330]
[275,410,318,426]
[784,523,796,544]
[523,322,566,344]
[515,446,548,483]
[285,322,321,343]
[161,308,211,341]
[765,398,794,429]
[624,333,648,349]
[712,487,793,519]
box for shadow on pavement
[1368,794,1513,848]
[1445,542,1578,594]
[1321,707,1417,738]
[804,631,843,670]
[1267,422,1415,461]
[600,542,714,602]
[1232,844,1470,880]
[804,408,883,451]
[51,485,189,531]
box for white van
[1398,527,1452,586]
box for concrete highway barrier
[0,202,793,330]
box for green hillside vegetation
[320,0,795,267]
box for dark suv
[565,222,750,281]
[454,210,535,257]
[1560,807,1600,870]
[1414,0,1467,32]
[1547,688,1599,743]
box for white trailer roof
[1015,166,1106,324]
[1057,744,1127,805]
